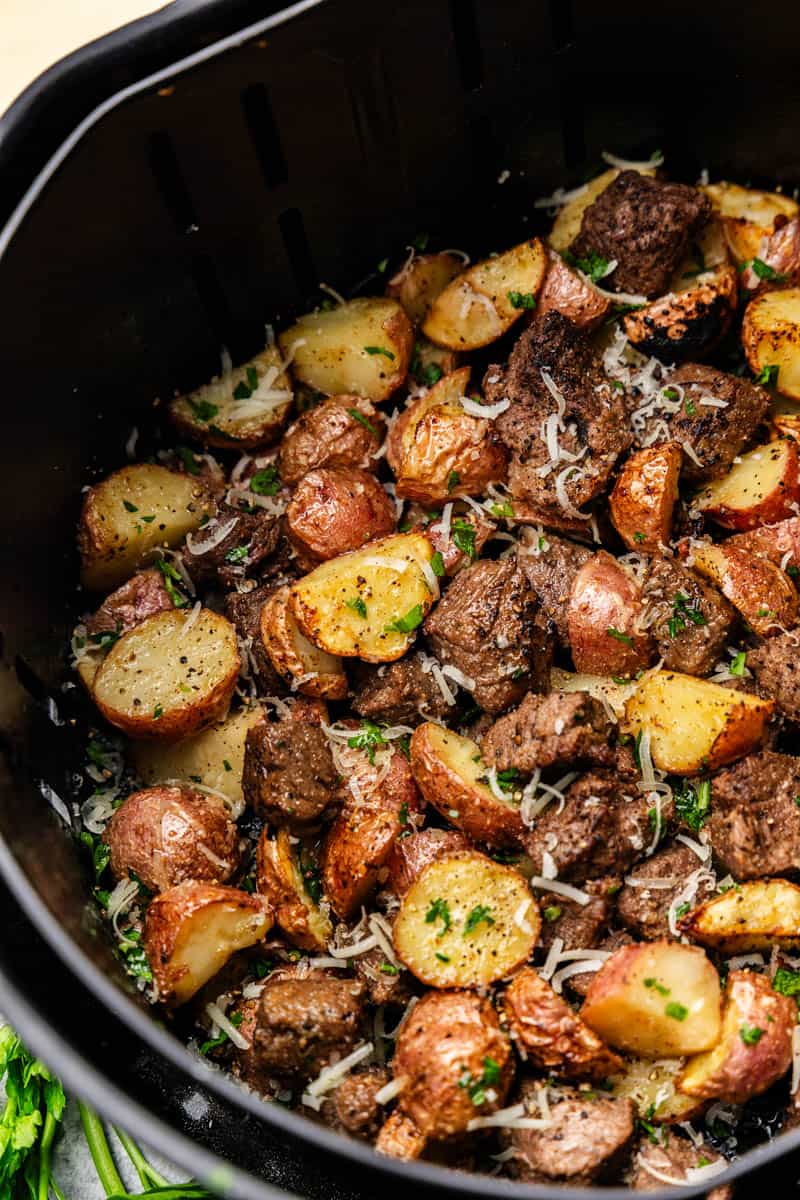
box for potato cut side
[93,609,240,740]
[79,465,212,591]
[770,395,800,441]
[742,287,800,401]
[682,879,800,952]
[256,827,332,951]
[144,882,271,1006]
[608,1057,705,1123]
[169,344,294,449]
[689,541,798,636]
[581,941,721,1057]
[393,850,539,988]
[260,585,347,699]
[549,667,636,720]
[704,181,798,263]
[422,239,547,350]
[289,532,436,662]
[278,297,413,401]
[622,265,737,361]
[625,669,773,774]
[694,438,800,530]
[386,252,464,326]
[609,441,682,553]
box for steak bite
[707,750,800,879]
[253,970,366,1080]
[319,1067,391,1140]
[183,505,280,589]
[663,364,770,482]
[479,690,615,773]
[351,653,453,726]
[490,314,631,523]
[570,170,712,299]
[224,582,282,692]
[641,557,737,677]
[242,708,338,828]
[84,567,173,636]
[538,876,619,954]
[628,1134,730,1193]
[617,842,715,940]
[516,532,592,646]
[749,631,800,722]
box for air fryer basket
[2,0,800,1196]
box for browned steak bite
[254,971,366,1079]
[243,709,338,827]
[538,876,618,954]
[707,750,800,878]
[224,582,282,692]
[183,504,280,589]
[515,531,592,647]
[663,364,770,482]
[641,557,737,676]
[319,1067,391,1140]
[84,568,173,636]
[423,558,551,714]
[570,170,711,298]
[628,1135,730,1194]
[351,653,452,726]
[617,842,715,940]
[479,690,615,773]
[489,314,631,522]
[749,632,800,722]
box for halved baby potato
[78,465,213,591]
[625,669,774,774]
[694,439,800,530]
[607,1056,705,1123]
[567,551,654,676]
[742,287,800,401]
[256,827,332,951]
[278,297,413,401]
[548,166,656,253]
[289,532,437,663]
[386,252,465,326]
[422,238,547,351]
[689,541,798,636]
[260,585,347,699]
[393,850,539,988]
[144,881,271,1007]
[169,345,294,450]
[623,265,737,362]
[92,608,240,739]
[609,442,682,553]
[703,181,799,265]
[681,878,800,953]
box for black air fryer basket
[2,1,800,1196]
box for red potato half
[703,181,799,265]
[689,541,798,636]
[742,287,800,401]
[536,250,612,329]
[567,551,654,675]
[609,442,682,552]
[693,439,800,530]
[386,252,465,326]
[726,515,800,567]
[260,585,348,700]
[285,467,396,564]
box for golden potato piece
[581,941,721,1057]
[607,1056,705,1123]
[256,827,332,951]
[567,551,654,676]
[78,464,212,591]
[289,532,436,663]
[623,265,737,362]
[422,238,547,350]
[742,287,800,401]
[704,181,799,264]
[393,850,539,988]
[609,442,682,553]
[547,167,656,253]
[278,297,413,401]
[92,608,239,740]
[144,882,271,1006]
[260,585,347,699]
[681,878,800,953]
[689,541,798,636]
[386,252,464,326]
[694,438,800,530]
[625,669,773,774]
[169,345,293,450]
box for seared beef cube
[707,750,800,878]
[351,653,452,726]
[84,568,173,636]
[641,557,736,677]
[254,971,366,1079]
[224,582,282,692]
[423,559,550,714]
[749,632,800,722]
[320,1067,390,1140]
[628,1134,730,1194]
[538,876,618,954]
[354,945,416,1007]
[665,364,770,482]
[504,1081,636,1185]
[570,171,711,299]
[490,315,631,520]
[480,690,615,773]
[568,932,635,998]
[617,842,715,940]
[243,711,337,827]
[183,505,280,589]
[516,532,592,647]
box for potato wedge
[536,250,611,329]
[289,532,437,663]
[681,878,800,953]
[549,667,636,719]
[625,669,773,774]
[144,882,271,1007]
[726,515,800,568]
[278,297,413,402]
[386,252,464,326]
[679,970,795,1103]
[169,345,293,450]
[623,265,737,361]
[132,703,261,812]
[548,167,656,253]
[742,287,800,401]
[689,541,798,636]
[609,442,682,552]
[567,551,654,676]
[92,608,239,740]
[422,239,547,351]
[607,1056,705,1123]
[259,585,347,699]
[703,181,799,265]
[393,850,539,988]
[256,827,332,951]
[694,438,800,529]
[409,722,525,847]
[581,941,722,1057]
[78,465,212,591]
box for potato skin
[609,442,681,553]
[689,541,798,636]
[256,827,332,951]
[623,266,737,361]
[278,396,385,485]
[567,551,654,676]
[741,286,800,402]
[286,467,396,564]
[386,828,471,898]
[537,250,612,328]
[393,990,513,1139]
[695,439,800,530]
[259,585,347,700]
[104,785,240,893]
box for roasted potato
[277,395,385,485]
[169,345,293,450]
[681,878,800,952]
[694,438,800,529]
[387,368,508,505]
[418,505,494,575]
[549,666,635,719]
[742,287,800,401]
[623,265,737,361]
[392,990,513,1139]
[703,181,799,265]
[422,238,547,351]
[289,532,437,663]
[407,336,461,388]
[92,608,240,740]
[409,722,525,847]
[536,249,611,328]
[502,967,623,1080]
[679,970,795,1103]
[256,827,332,951]
[144,881,271,1007]
[567,551,654,676]
[78,465,212,591]
[607,1056,705,1123]
[386,828,471,898]
[386,252,465,326]
[742,216,800,290]
[104,784,240,893]
[689,541,798,635]
[609,442,682,553]
[581,941,722,1057]
[770,393,800,440]
[285,467,396,564]
[625,669,774,774]
[393,850,539,988]
[726,514,800,567]
[548,166,656,253]
[278,298,413,402]
[259,585,347,699]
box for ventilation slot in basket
[241,83,288,190]
[278,207,317,301]
[146,130,198,234]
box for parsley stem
[37,1109,59,1200]
[113,1126,170,1189]
[78,1102,125,1197]
[50,1176,67,1200]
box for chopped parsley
[348,407,379,436]
[668,592,706,638]
[458,1057,501,1106]
[463,904,495,935]
[507,290,537,310]
[119,930,153,983]
[435,952,451,963]
[412,232,429,251]
[377,256,389,273]
[152,704,163,720]
[379,962,400,976]
[447,470,461,494]
[122,499,139,513]
[543,905,562,922]
[451,517,477,559]
[233,365,260,400]
[223,759,232,772]
[384,604,425,634]
[430,550,445,577]
[250,464,281,495]
[665,1002,688,1022]
[644,978,670,996]
[685,397,696,416]
[345,596,368,618]
[674,901,691,920]
[739,1024,765,1045]
[773,967,800,1003]
[756,364,780,387]
[675,778,712,833]
[187,397,218,422]
[347,720,389,765]
[729,650,747,677]
[607,626,633,647]
[224,544,249,564]
[425,897,452,938]
[490,501,514,518]
[633,531,646,544]
[565,250,612,284]
[176,444,202,475]
[200,1009,243,1055]
[417,362,444,387]
[749,257,787,282]
[154,556,188,608]
[77,830,111,882]
[363,345,395,360]
[299,851,323,904]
